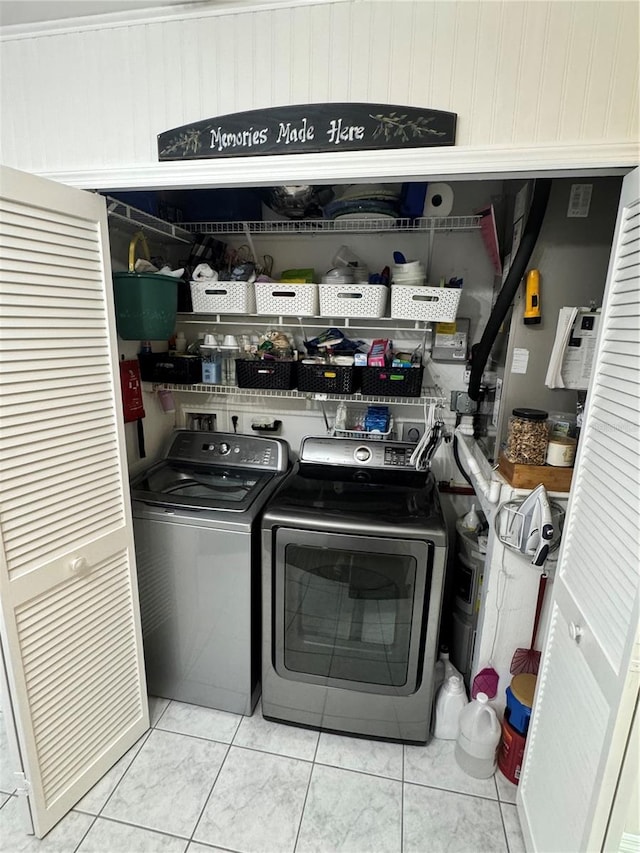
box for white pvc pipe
[455,426,501,505]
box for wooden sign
[158,103,456,161]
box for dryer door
[273,528,432,695]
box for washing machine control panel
[166,431,289,471]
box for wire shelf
[177,215,481,236]
[148,383,445,406]
[178,312,433,331]
[105,197,194,244]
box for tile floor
[0,699,525,853]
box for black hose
[468,179,552,401]
[453,432,473,487]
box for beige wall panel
[0,0,637,180]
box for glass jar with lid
[505,408,549,465]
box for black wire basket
[297,363,361,395]
[235,359,298,390]
[360,365,424,397]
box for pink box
[367,339,390,367]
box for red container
[498,717,527,784]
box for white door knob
[568,622,583,643]
[70,557,89,574]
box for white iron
[499,484,554,566]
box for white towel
[192,263,218,282]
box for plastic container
[498,718,527,784]
[254,282,318,316]
[434,646,462,695]
[361,365,424,397]
[545,435,577,467]
[297,363,360,395]
[505,408,549,465]
[190,280,256,314]
[318,283,388,318]
[505,673,537,735]
[235,359,298,390]
[202,354,222,384]
[461,503,481,532]
[390,285,461,322]
[137,353,202,383]
[113,272,178,340]
[454,692,501,778]
[433,675,468,739]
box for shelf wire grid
[105,196,194,244]
[149,383,445,406]
[177,215,481,235]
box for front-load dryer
[261,436,448,743]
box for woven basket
[190,281,256,313]
[390,286,461,322]
[254,283,318,316]
[319,284,388,318]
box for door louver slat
[559,196,640,675]
[30,627,136,725]
[0,166,147,838]
[38,688,140,778]
[19,565,126,634]
[14,550,142,806]
[1,431,116,468]
[0,199,98,233]
[6,512,124,574]
[40,695,140,801]
[1,219,102,247]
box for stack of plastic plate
[391,260,426,286]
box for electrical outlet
[450,390,477,414]
[402,422,425,444]
[463,368,471,385]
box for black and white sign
[158,103,456,161]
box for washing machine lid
[131,460,276,513]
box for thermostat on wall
[432,317,470,362]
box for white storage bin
[319,284,388,318]
[391,285,461,322]
[190,280,256,314]
[254,282,318,316]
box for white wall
[1,0,638,186]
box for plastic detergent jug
[454,692,501,778]
[433,675,468,739]
[433,646,462,695]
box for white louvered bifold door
[518,168,640,853]
[0,165,148,838]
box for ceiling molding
[0,0,345,39]
[34,142,635,192]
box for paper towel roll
[424,183,454,217]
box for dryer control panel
[300,436,416,469]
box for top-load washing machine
[261,435,448,743]
[130,430,290,716]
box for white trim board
[38,143,635,192]
[0,0,345,40]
